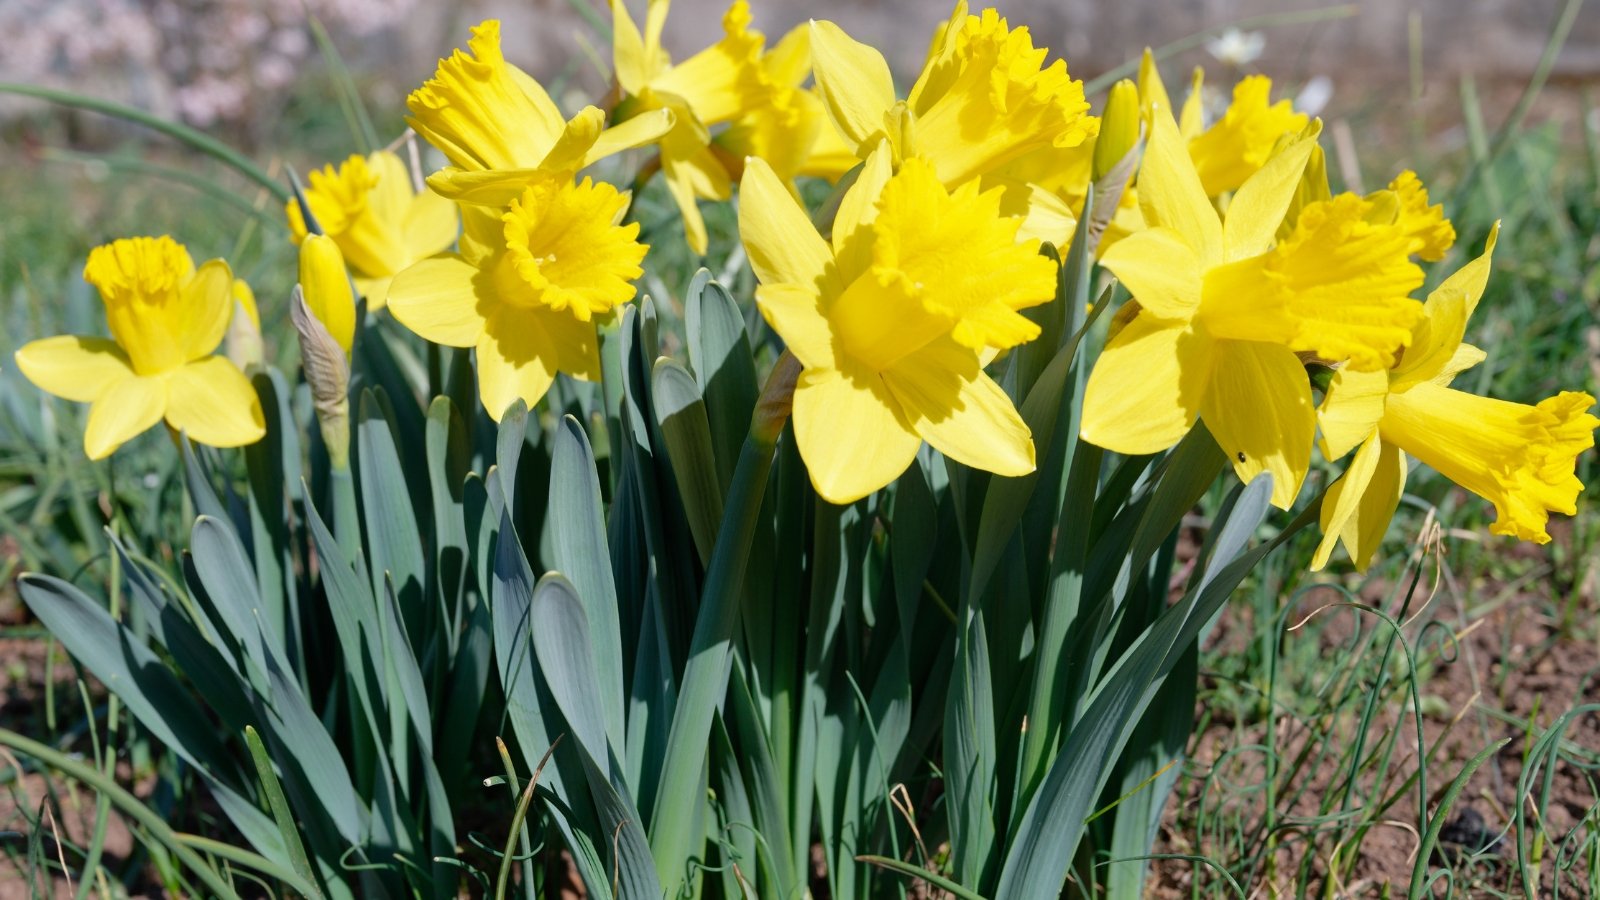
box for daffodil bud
[298,234,356,354]
[290,285,351,470]
[1093,79,1139,182]
[225,279,264,371]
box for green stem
[649,353,799,891]
[0,83,288,203]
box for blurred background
[3,0,1595,137]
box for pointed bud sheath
[1093,79,1140,182]
[298,234,357,354]
[751,351,802,447]
[225,280,264,371]
[290,285,352,470]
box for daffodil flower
[14,236,265,459]
[386,173,647,421]
[1187,75,1308,197]
[1314,226,1599,569]
[738,144,1057,504]
[809,2,1094,241]
[1081,109,1427,509]
[407,19,674,206]
[611,0,775,254]
[1136,52,1306,196]
[298,234,358,354]
[709,24,859,191]
[286,151,459,310]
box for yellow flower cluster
[12,2,1594,567]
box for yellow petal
[181,259,235,360]
[85,375,166,460]
[388,255,487,347]
[755,284,834,370]
[650,1,770,126]
[1393,225,1498,390]
[1199,341,1315,509]
[738,156,832,291]
[537,106,608,175]
[809,19,896,150]
[475,305,600,421]
[611,0,653,94]
[1430,343,1487,387]
[426,167,541,207]
[1080,314,1213,455]
[1136,47,1171,120]
[15,336,136,403]
[830,140,893,281]
[164,356,266,449]
[791,363,922,505]
[883,339,1034,477]
[1317,366,1388,460]
[584,108,677,168]
[1098,226,1203,321]
[1221,121,1321,262]
[402,190,461,266]
[299,235,357,354]
[1138,108,1222,267]
[1312,433,1406,571]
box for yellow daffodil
[1137,52,1305,199]
[1188,75,1308,197]
[285,151,459,309]
[738,144,1056,504]
[809,3,1094,228]
[386,174,647,421]
[14,236,265,459]
[710,24,858,190]
[1314,226,1599,569]
[407,19,673,206]
[611,0,774,254]
[298,235,357,354]
[1081,109,1427,509]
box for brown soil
[1151,525,1600,898]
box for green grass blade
[1408,738,1511,900]
[0,727,267,899]
[244,727,324,899]
[0,83,288,202]
[857,855,989,900]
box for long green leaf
[995,474,1280,899]
[548,415,627,754]
[649,414,784,892]
[0,83,289,201]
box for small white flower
[1206,28,1265,67]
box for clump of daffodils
[14,1,1595,569]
